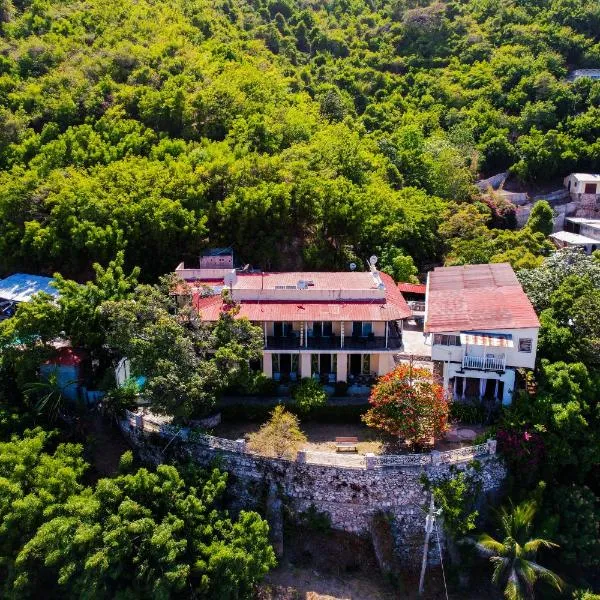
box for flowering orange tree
[362,364,449,446]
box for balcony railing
[265,335,402,351]
[463,354,506,371]
[408,300,426,313]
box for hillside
[0,0,599,279]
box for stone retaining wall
[121,421,506,568]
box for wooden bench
[335,436,359,453]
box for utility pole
[418,494,436,596]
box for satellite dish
[369,255,378,266]
[349,262,357,271]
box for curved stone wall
[121,420,506,568]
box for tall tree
[473,500,563,600]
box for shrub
[363,364,449,446]
[291,378,327,414]
[220,402,368,424]
[247,405,307,459]
[450,401,486,424]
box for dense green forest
[0,0,599,279]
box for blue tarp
[0,273,59,302]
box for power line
[435,520,450,600]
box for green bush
[220,402,368,424]
[291,378,327,414]
[450,401,486,424]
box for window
[584,183,597,194]
[362,354,371,374]
[273,322,293,337]
[433,334,461,346]
[519,338,532,353]
[362,322,373,336]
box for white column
[385,322,388,349]
[502,369,516,406]
[462,376,467,399]
[263,353,273,378]
[340,322,344,348]
[442,362,450,394]
[377,353,391,376]
[300,323,304,347]
[305,322,308,348]
[300,353,311,379]
[337,352,348,382]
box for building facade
[550,217,600,253]
[425,263,539,405]
[178,266,412,384]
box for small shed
[564,173,600,197]
[40,348,87,402]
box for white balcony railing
[463,354,505,371]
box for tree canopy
[2,0,596,277]
[0,430,276,599]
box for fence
[123,410,497,470]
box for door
[313,321,322,337]
[320,354,332,374]
[352,322,362,337]
[350,354,362,375]
[279,354,291,374]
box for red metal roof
[45,347,86,366]
[425,263,539,333]
[194,272,411,322]
[397,282,426,295]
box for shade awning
[460,331,514,348]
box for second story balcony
[463,354,506,371]
[265,332,402,351]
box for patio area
[212,420,487,455]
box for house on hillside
[424,263,539,405]
[176,264,412,385]
[174,248,235,295]
[0,273,59,321]
[564,173,600,202]
[550,217,600,254]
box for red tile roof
[397,282,426,295]
[425,263,539,333]
[194,272,411,322]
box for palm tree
[473,500,564,600]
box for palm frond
[476,533,506,556]
[528,561,564,592]
[523,538,559,555]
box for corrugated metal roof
[425,263,539,333]
[194,272,411,321]
[0,274,59,302]
[397,282,426,295]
